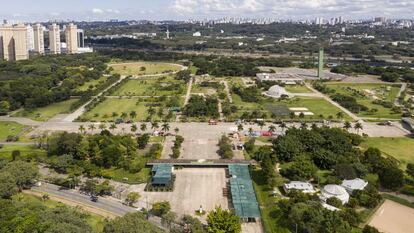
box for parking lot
[134,168,229,219]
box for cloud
[92,8,104,14]
[170,0,414,19]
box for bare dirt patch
[368,200,414,233]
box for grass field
[111,77,186,96]
[82,98,173,122]
[361,137,414,168]
[102,167,151,184]
[284,85,313,93]
[77,76,108,92]
[231,94,350,121]
[325,82,402,119]
[12,99,78,121]
[0,144,47,160]
[109,62,182,76]
[13,193,106,233]
[0,121,26,141]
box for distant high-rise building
[49,23,61,54]
[65,23,78,54]
[77,29,84,48]
[26,25,34,51]
[0,23,28,61]
[33,23,45,55]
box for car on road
[377,121,392,126]
[90,195,99,202]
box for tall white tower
[48,23,61,54]
[33,23,45,55]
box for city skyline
[1,0,414,22]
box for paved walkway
[395,83,407,106]
[221,80,233,103]
[0,116,42,126]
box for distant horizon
[1,0,414,22]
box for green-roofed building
[228,164,261,222]
[151,164,173,186]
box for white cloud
[92,8,104,14]
[170,0,414,19]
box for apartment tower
[0,23,28,61]
[33,23,44,55]
[65,23,78,54]
[48,23,61,54]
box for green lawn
[111,77,186,96]
[360,137,414,168]
[101,167,151,184]
[325,82,402,119]
[77,76,108,92]
[251,167,290,233]
[231,95,350,121]
[0,121,26,141]
[0,144,47,160]
[284,85,313,93]
[81,98,174,122]
[12,99,78,121]
[14,193,106,233]
[109,62,182,76]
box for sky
[1,0,413,22]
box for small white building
[341,178,368,193]
[320,184,349,204]
[283,181,315,194]
[193,31,201,37]
[265,85,292,99]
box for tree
[248,127,254,136]
[140,123,147,132]
[161,122,170,133]
[78,125,86,134]
[125,192,141,206]
[99,123,107,131]
[407,163,414,179]
[103,212,163,233]
[326,197,343,208]
[151,201,171,217]
[268,125,276,134]
[336,112,344,119]
[174,127,179,134]
[237,124,244,132]
[2,161,39,190]
[130,124,138,133]
[362,225,380,233]
[151,121,159,130]
[354,122,363,134]
[137,134,150,149]
[109,123,117,132]
[257,121,265,130]
[147,107,156,117]
[88,124,95,133]
[130,110,137,119]
[280,122,287,133]
[261,155,278,187]
[207,206,241,233]
[121,112,128,119]
[343,121,352,132]
[161,212,177,230]
[11,150,20,161]
[0,172,18,198]
[280,158,317,181]
[381,72,399,82]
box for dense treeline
[0,54,110,112]
[184,95,219,118]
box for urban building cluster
[0,21,92,61]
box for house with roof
[283,181,316,194]
[341,178,368,193]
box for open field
[109,62,182,76]
[12,99,78,121]
[0,144,47,159]
[111,77,186,96]
[231,94,351,121]
[369,200,414,233]
[102,167,150,184]
[81,98,177,122]
[284,85,313,93]
[361,137,414,167]
[0,121,26,141]
[135,168,228,218]
[14,193,106,233]
[76,76,108,92]
[325,82,402,119]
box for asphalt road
[32,183,136,216]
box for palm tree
[354,122,363,134]
[88,124,95,133]
[140,123,147,132]
[300,122,308,130]
[161,122,170,133]
[151,121,159,130]
[268,125,276,133]
[109,123,117,132]
[129,111,137,119]
[248,127,254,137]
[237,124,244,132]
[343,121,352,132]
[311,123,318,130]
[131,124,138,133]
[78,125,86,134]
[120,112,128,120]
[174,127,179,134]
[257,121,265,130]
[336,112,344,120]
[99,123,107,131]
[280,122,287,133]
[147,107,156,117]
